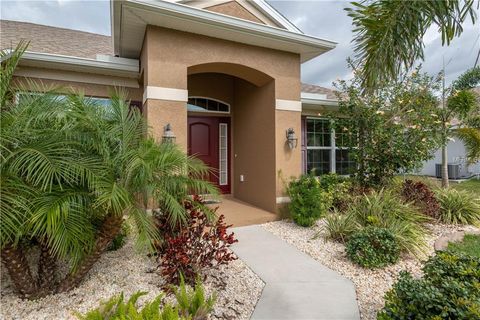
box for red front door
[188,117,230,194]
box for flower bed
[0,239,263,320]
[262,219,479,320]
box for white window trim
[188,96,231,114]
[305,117,355,175]
[218,123,228,186]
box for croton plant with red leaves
[401,179,440,219]
[154,197,237,286]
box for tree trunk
[358,119,366,187]
[56,214,122,293]
[441,140,449,188]
[1,244,39,299]
[37,241,57,293]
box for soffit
[113,0,336,62]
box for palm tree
[346,0,477,90]
[1,43,217,298]
[453,67,480,165]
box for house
[1,0,349,215]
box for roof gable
[177,0,301,32]
[205,1,265,25]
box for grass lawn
[447,234,480,258]
[452,178,480,193]
[399,175,480,194]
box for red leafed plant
[401,179,440,219]
[155,197,237,286]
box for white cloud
[1,0,478,88]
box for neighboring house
[0,0,343,215]
[416,139,480,179]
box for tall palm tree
[1,43,217,298]
[346,0,477,90]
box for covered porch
[211,196,278,227]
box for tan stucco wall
[275,110,302,196]
[233,79,277,212]
[141,26,301,213]
[188,73,235,106]
[142,26,300,99]
[144,99,188,149]
[205,1,264,24]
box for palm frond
[28,189,96,267]
[0,172,36,247]
[457,128,480,163]
[1,40,29,107]
[346,0,477,89]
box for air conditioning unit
[435,163,461,179]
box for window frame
[305,117,355,176]
[187,96,231,114]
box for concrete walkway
[232,225,360,320]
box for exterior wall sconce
[286,128,298,149]
[162,123,176,143]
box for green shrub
[345,227,400,268]
[76,277,215,320]
[319,173,353,212]
[435,188,480,225]
[107,222,130,251]
[287,174,332,227]
[378,251,480,320]
[347,190,430,256]
[323,211,358,242]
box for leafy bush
[107,222,130,251]
[334,66,441,188]
[435,188,480,225]
[401,179,440,218]
[156,199,237,286]
[76,277,215,320]
[378,251,480,319]
[345,227,400,268]
[323,211,358,243]
[346,190,430,256]
[319,173,353,212]
[287,174,332,227]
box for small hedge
[378,251,480,320]
[287,174,332,227]
[345,227,400,268]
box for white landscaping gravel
[0,239,264,320]
[262,219,479,320]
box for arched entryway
[187,63,277,212]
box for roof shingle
[301,83,337,100]
[0,20,112,59]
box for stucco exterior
[141,26,301,212]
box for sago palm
[1,43,217,298]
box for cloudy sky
[1,0,479,88]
